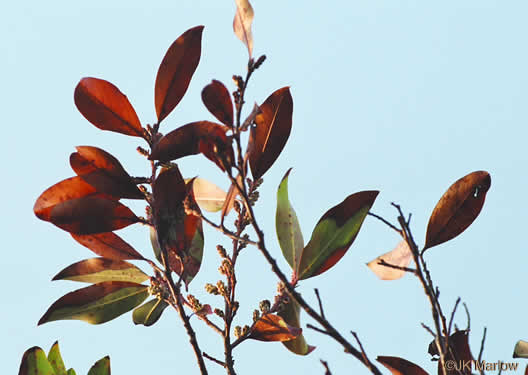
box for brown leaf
[367,240,413,280]
[220,173,244,219]
[34,176,104,221]
[377,356,429,375]
[149,121,234,171]
[202,80,234,126]
[74,77,143,137]
[49,196,139,234]
[233,0,254,57]
[70,146,144,199]
[155,26,204,123]
[71,232,144,260]
[429,330,472,375]
[189,177,227,212]
[249,314,302,342]
[248,87,293,180]
[424,171,491,250]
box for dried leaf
[74,77,143,137]
[248,87,293,180]
[189,177,227,212]
[49,195,139,235]
[233,0,254,57]
[133,298,169,327]
[150,121,234,171]
[249,314,302,342]
[276,169,304,271]
[38,281,148,325]
[433,330,473,375]
[18,347,55,375]
[377,356,429,375]
[70,146,143,199]
[298,191,379,280]
[278,297,315,355]
[424,171,491,250]
[367,240,413,280]
[513,340,528,358]
[71,232,144,261]
[202,80,234,126]
[155,26,204,123]
[52,258,149,284]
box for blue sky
[3,1,528,374]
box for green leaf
[133,298,169,326]
[66,370,76,375]
[47,341,66,375]
[52,258,149,284]
[38,281,148,325]
[278,297,315,355]
[18,346,56,375]
[276,169,304,272]
[513,340,528,358]
[298,191,379,280]
[87,356,110,375]
[149,226,163,264]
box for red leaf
[377,356,429,375]
[424,171,491,250]
[152,168,204,283]
[34,176,103,222]
[155,26,204,123]
[74,77,143,137]
[49,196,139,234]
[149,121,234,171]
[71,232,144,260]
[249,314,302,342]
[248,87,293,180]
[201,80,234,126]
[70,146,143,199]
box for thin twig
[320,360,332,375]
[307,323,331,337]
[314,289,326,320]
[421,322,436,337]
[377,259,417,275]
[351,331,378,375]
[463,302,471,331]
[447,297,461,336]
[368,212,403,235]
[477,327,487,375]
[203,352,226,368]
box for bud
[252,309,260,322]
[216,280,228,297]
[254,55,267,69]
[242,325,250,336]
[259,300,271,314]
[216,245,227,258]
[214,308,225,319]
[234,326,242,339]
[205,283,219,295]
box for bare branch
[368,211,403,235]
[320,360,332,375]
[314,289,326,320]
[203,352,226,368]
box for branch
[320,360,332,375]
[203,352,226,368]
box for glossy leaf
[278,297,315,355]
[71,232,144,261]
[377,356,429,375]
[367,240,413,280]
[298,191,379,280]
[19,347,55,375]
[248,87,293,180]
[34,176,101,222]
[276,169,304,271]
[513,340,528,358]
[47,341,66,375]
[155,26,204,123]
[202,80,234,126]
[49,195,139,234]
[53,258,149,284]
[133,298,169,327]
[152,169,204,284]
[150,121,234,171]
[189,177,227,212]
[249,314,301,342]
[233,0,254,57]
[87,357,110,375]
[424,171,491,251]
[74,77,143,137]
[38,281,148,325]
[70,146,143,199]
